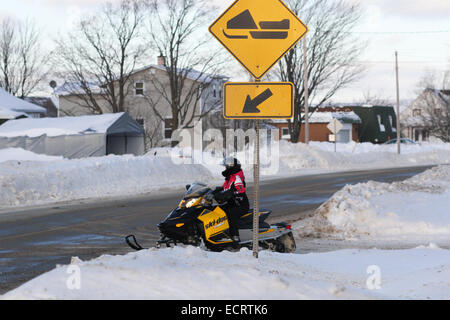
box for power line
[309,29,450,35]
[356,61,449,64]
[348,30,450,35]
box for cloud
[42,0,116,5]
[365,0,450,19]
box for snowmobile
[126,182,296,253]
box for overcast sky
[3,0,449,103]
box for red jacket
[222,170,246,194]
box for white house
[401,89,450,142]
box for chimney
[157,54,166,66]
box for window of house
[135,82,144,96]
[282,127,290,139]
[164,118,173,140]
[413,109,421,117]
[377,115,385,132]
[389,115,396,132]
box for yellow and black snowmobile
[126,182,296,253]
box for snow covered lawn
[2,245,449,300]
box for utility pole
[395,51,401,155]
[303,37,309,144]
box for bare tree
[277,0,365,143]
[52,0,147,115]
[143,0,227,139]
[360,89,392,106]
[0,18,47,98]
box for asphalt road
[0,165,434,294]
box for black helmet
[221,156,241,169]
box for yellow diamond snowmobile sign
[209,0,308,80]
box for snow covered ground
[2,245,450,300]
[293,165,450,244]
[1,164,450,300]
[0,141,449,209]
[0,148,63,163]
[0,153,214,208]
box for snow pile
[0,148,63,163]
[293,165,450,241]
[275,141,450,173]
[156,141,450,179]
[1,141,449,209]
[2,245,450,300]
[0,153,214,208]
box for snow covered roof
[271,111,361,124]
[426,88,450,104]
[0,112,127,138]
[0,87,46,114]
[0,107,28,120]
[55,81,103,96]
[309,111,361,124]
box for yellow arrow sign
[209,0,308,80]
[223,82,294,119]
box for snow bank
[293,165,450,241]
[0,148,63,163]
[152,141,450,179]
[1,141,449,209]
[3,245,450,300]
[0,153,214,208]
[275,141,450,173]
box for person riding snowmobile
[213,157,250,246]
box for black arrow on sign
[242,89,273,113]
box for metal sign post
[253,118,260,258]
[210,0,308,259]
[327,119,343,153]
[334,121,337,153]
[395,51,401,155]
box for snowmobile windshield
[184,182,211,199]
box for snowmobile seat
[238,209,271,229]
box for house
[270,106,361,143]
[270,104,398,144]
[56,56,228,150]
[0,87,46,125]
[24,96,59,118]
[401,89,449,142]
[351,105,398,143]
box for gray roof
[0,87,46,114]
[56,65,229,96]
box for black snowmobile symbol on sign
[223,10,290,40]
